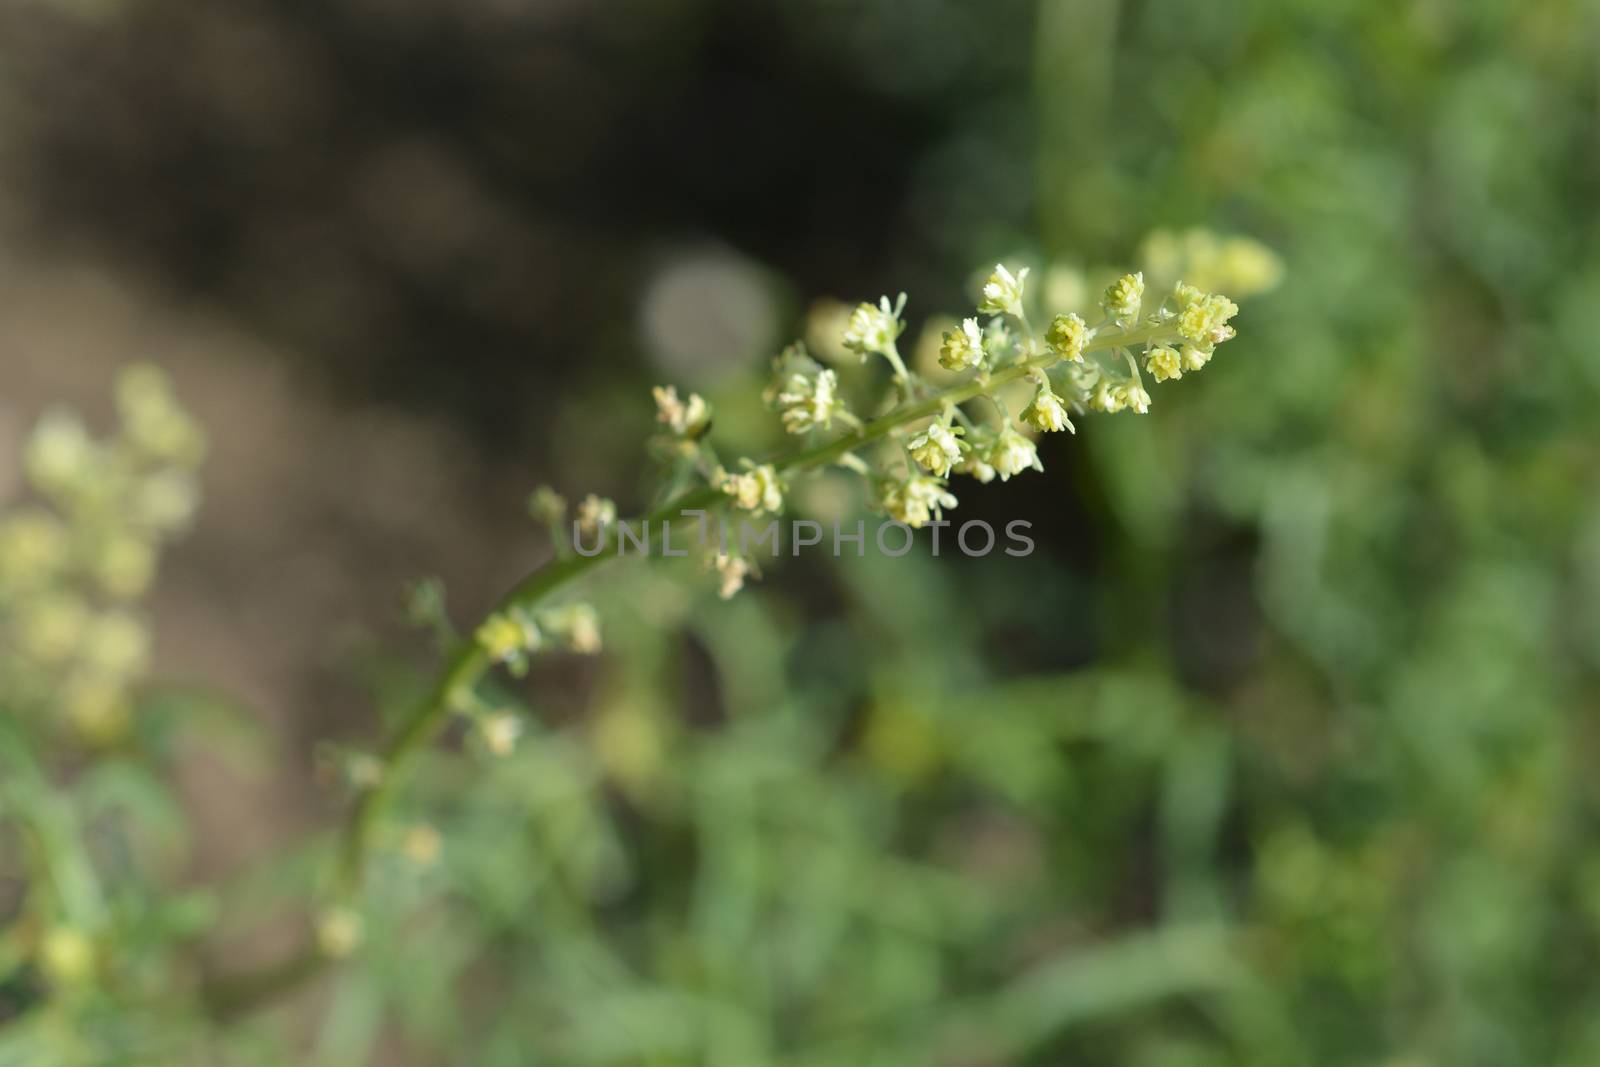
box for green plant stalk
[203,320,1170,1017]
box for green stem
[202,319,1161,1016]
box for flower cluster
[531,243,1250,610]
[0,364,204,743]
[474,600,602,677]
[576,494,616,537]
[764,344,849,434]
[711,551,756,600]
[809,262,1235,528]
[907,420,964,477]
[879,474,957,528]
[717,460,784,516]
[841,294,907,362]
[1072,271,1238,414]
[1101,271,1145,324]
[652,385,712,438]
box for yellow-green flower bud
[476,610,539,667]
[842,295,906,358]
[576,494,617,537]
[1044,312,1088,362]
[0,508,68,590]
[652,385,712,438]
[82,610,151,678]
[478,710,523,756]
[1021,380,1074,433]
[402,823,442,866]
[64,676,132,744]
[1177,289,1239,346]
[117,364,206,465]
[1145,345,1184,383]
[1115,381,1152,414]
[880,474,957,528]
[93,534,157,601]
[25,410,98,499]
[988,425,1043,481]
[1102,272,1145,323]
[720,462,783,516]
[978,264,1029,318]
[317,907,363,959]
[542,602,602,654]
[134,471,200,535]
[528,486,567,525]
[712,552,754,600]
[907,422,965,476]
[39,926,96,988]
[766,347,845,434]
[1181,344,1213,372]
[939,317,986,372]
[16,592,90,665]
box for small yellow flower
[719,462,783,516]
[117,364,207,465]
[16,592,90,665]
[402,824,443,867]
[978,264,1029,318]
[0,509,68,589]
[543,602,602,654]
[1091,378,1122,413]
[1176,287,1239,346]
[134,471,200,534]
[652,385,712,437]
[955,453,997,483]
[345,753,385,790]
[576,494,617,537]
[988,425,1043,481]
[766,348,844,434]
[1044,312,1088,362]
[1145,345,1184,383]
[938,317,986,372]
[1172,280,1206,309]
[81,610,151,678]
[907,422,965,476]
[1021,379,1074,433]
[712,552,755,600]
[25,410,98,498]
[1181,344,1213,372]
[841,295,906,358]
[93,534,159,601]
[64,676,132,744]
[1116,381,1152,414]
[1089,375,1150,414]
[39,927,96,988]
[1102,272,1145,323]
[880,475,957,528]
[528,485,567,525]
[476,610,539,664]
[316,907,363,959]
[479,711,524,756]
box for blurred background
[2,0,1600,1063]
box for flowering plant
[0,239,1267,1060]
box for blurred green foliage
[4,0,1600,1065]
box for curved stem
[202,319,1162,1016]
